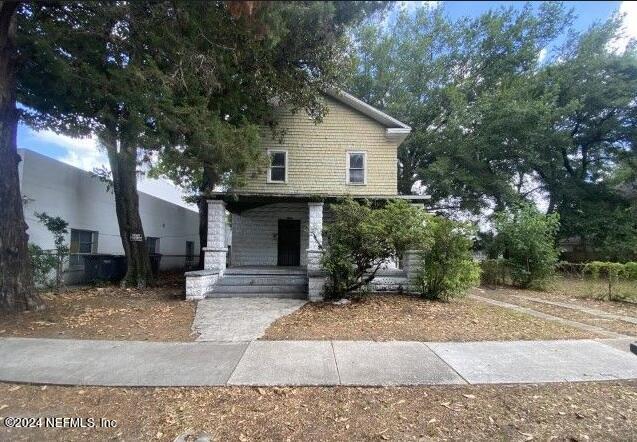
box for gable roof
[324,88,411,139]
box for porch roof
[207,192,430,213]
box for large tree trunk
[0,2,43,312]
[397,146,416,195]
[102,131,154,288]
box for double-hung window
[268,150,287,183]
[70,229,98,266]
[347,151,366,185]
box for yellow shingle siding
[238,96,399,196]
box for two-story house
[185,89,421,301]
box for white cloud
[609,1,637,52]
[28,130,195,210]
[538,47,548,63]
[34,130,107,171]
[398,1,440,13]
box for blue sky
[18,1,636,206]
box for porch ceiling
[208,192,430,213]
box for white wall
[18,149,200,277]
[231,203,309,267]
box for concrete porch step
[210,284,307,294]
[224,267,307,276]
[204,291,307,300]
[216,276,308,286]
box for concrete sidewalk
[0,337,635,387]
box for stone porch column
[203,200,227,273]
[307,202,326,301]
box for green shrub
[625,262,637,280]
[34,212,69,288]
[321,198,429,299]
[480,258,508,286]
[493,205,560,289]
[413,217,481,301]
[583,261,637,300]
[29,244,57,287]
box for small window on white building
[70,229,98,266]
[185,241,195,266]
[268,150,287,183]
[146,237,160,254]
[347,151,366,185]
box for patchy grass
[475,285,637,337]
[0,382,635,441]
[263,294,599,341]
[549,276,637,304]
[0,274,196,341]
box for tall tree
[17,2,191,287]
[348,2,571,210]
[152,1,386,267]
[0,1,42,312]
[528,20,637,258]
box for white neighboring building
[18,149,200,283]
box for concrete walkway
[0,337,635,387]
[193,298,306,342]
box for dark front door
[277,219,301,266]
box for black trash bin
[82,254,127,283]
[149,253,162,276]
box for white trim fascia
[266,149,288,184]
[385,127,411,142]
[325,88,412,130]
[346,150,367,186]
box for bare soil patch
[263,294,597,341]
[476,287,637,337]
[1,381,635,441]
[0,273,196,341]
[542,279,637,316]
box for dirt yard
[550,276,637,303]
[263,294,601,341]
[0,274,196,341]
[0,381,635,441]
[474,286,637,337]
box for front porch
[186,198,327,301]
[185,195,419,301]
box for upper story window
[70,229,98,266]
[347,151,366,185]
[146,237,160,254]
[268,150,287,183]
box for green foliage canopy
[347,2,637,258]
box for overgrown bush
[29,244,57,287]
[413,217,481,301]
[480,258,508,287]
[493,205,560,289]
[320,198,429,299]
